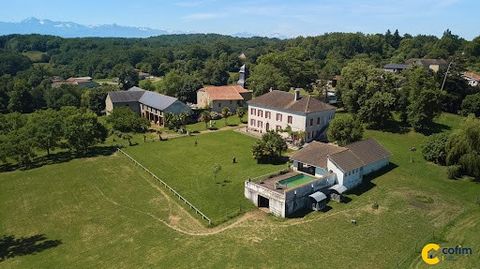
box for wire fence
[117,148,212,225]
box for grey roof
[248,90,335,114]
[309,191,327,202]
[329,184,347,194]
[108,90,145,103]
[329,149,364,172]
[139,91,177,110]
[384,63,409,70]
[109,87,191,114]
[345,138,391,165]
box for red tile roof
[200,85,250,101]
[463,71,480,82]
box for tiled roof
[384,63,409,69]
[290,138,390,173]
[290,141,346,168]
[200,85,250,101]
[345,138,391,165]
[463,71,480,82]
[248,90,335,114]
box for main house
[244,138,391,217]
[196,85,252,112]
[105,86,192,126]
[247,90,336,142]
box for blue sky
[1,0,479,39]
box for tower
[237,64,247,88]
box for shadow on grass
[0,146,117,172]
[347,162,399,196]
[288,205,333,219]
[256,156,289,165]
[369,120,410,134]
[416,122,451,135]
[0,234,62,262]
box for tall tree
[113,63,139,90]
[29,109,63,155]
[247,64,289,96]
[63,109,108,153]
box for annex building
[244,138,391,217]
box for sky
[0,0,479,39]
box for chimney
[294,89,301,101]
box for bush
[447,165,462,179]
[460,93,480,117]
[107,107,150,133]
[422,133,449,165]
[210,111,222,120]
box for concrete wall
[327,157,390,190]
[106,95,141,115]
[283,174,335,216]
[196,90,209,109]
[247,104,335,142]
[244,181,286,217]
[362,157,389,175]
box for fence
[117,148,212,225]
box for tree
[460,93,480,117]
[236,107,247,122]
[202,59,229,86]
[221,107,230,126]
[247,64,289,96]
[158,70,183,97]
[8,127,36,166]
[81,86,114,115]
[7,79,33,113]
[327,115,364,146]
[403,67,444,132]
[107,107,150,133]
[113,63,139,90]
[199,111,211,129]
[422,133,449,165]
[252,131,287,162]
[357,91,396,128]
[63,109,108,153]
[29,109,63,155]
[445,116,480,179]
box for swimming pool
[278,173,316,188]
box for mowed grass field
[1,113,479,268]
[123,130,287,224]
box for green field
[1,113,479,268]
[123,130,287,224]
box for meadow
[1,113,479,268]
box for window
[265,111,271,119]
[250,119,256,126]
[276,125,282,131]
[317,117,320,124]
[218,103,221,108]
[229,100,233,104]
[257,121,263,128]
[310,119,314,126]
[251,108,256,115]
[276,113,282,121]
[287,116,292,124]
[258,110,263,117]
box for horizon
[0,0,479,40]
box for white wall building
[247,90,336,142]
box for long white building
[247,90,336,142]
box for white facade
[247,105,335,142]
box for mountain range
[0,17,288,39]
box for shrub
[447,165,462,179]
[422,133,449,165]
[210,111,222,120]
[107,107,150,133]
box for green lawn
[1,113,479,268]
[123,130,287,224]
[185,114,246,133]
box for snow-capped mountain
[0,17,170,38]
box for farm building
[196,85,252,113]
[105,86,192,125]
[244,138,391,217]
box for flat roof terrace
[249,170,327,194]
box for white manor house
[247,89,336,142]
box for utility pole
[441,61,453,91]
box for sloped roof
[384,63,409,70]
[309,191,327,202]
[329,149,364,172]
[290,138,390,172]
[248,90,335,114]
[108,90,145,103]
[139,91,178,110]
[290,141,346,168]
[345,138,391,165]
[463,71,480,82]
[200,85,250,101]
